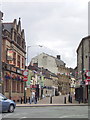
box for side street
[0,0,90,119]
[0,11,90,106]
[0,1,90,118]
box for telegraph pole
[0,11,3,93]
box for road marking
[17,117,27,120]
[59,114,88,118]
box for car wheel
[8,104,14,113]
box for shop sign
[30,85,37,88]
[7,49,13,61]
[6,64,11,71]
[85,79,90,85]
[17,69,21,74]
[11,67,16,72]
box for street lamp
[27,45,43,66]
[24,44,43,103]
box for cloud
[1,1,89,68]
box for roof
[3,23,13,33]
[76,36,90,52]
[32,52,65,67]
[28,65,58,78]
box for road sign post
[23,70,28,104]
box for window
[12,80,16,92]
[13,52,16,65]
[22,40,24,49]
[17,81,20,93]
[22,57,24,68]
[17,55,20,68]
[17,35,21,45]
[14,32,17,41]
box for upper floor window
[22,57,24,68]
[13,52,16,65]
[17,35,21,46]
[17,55,20,68]
[14,32,17,41]
[22,40,25,49]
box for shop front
[2,62,24,102]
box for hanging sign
[7,49,13,61]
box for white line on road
[59,114,88,118]
[16,117,27,120]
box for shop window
[12,80,16,92]
[5,79,9,92]
[17,81,20,93]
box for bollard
[64,96,66,104]
[21,97,22,104]
[50,96,52,104]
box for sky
[0,0,89,68]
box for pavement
[16,95,88,107]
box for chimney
[57,55,60,60]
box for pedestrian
[30,90,37,104]
[68,92,71,103]
[78,96,81,104]
[35,91,37,103]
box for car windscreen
[0,93,7,100]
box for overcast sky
[1,0,89,68]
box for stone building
[27,65,58,98]
[76,36,90,102]
[30,53,65,74]
[2,18,26,101]
[30,53,71,94]
[57,66,71,95]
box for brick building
[2,18,26,101]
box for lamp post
[23,45,42,103]
[27,45,43,66]
[0,11,3,93]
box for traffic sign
[23,70,28,76]
[23,76,28,81]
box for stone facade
[30,53,71,95]
[30,53,65,74]
[2,18,26,101]
[76,36,90,101]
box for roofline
[76,35,90,53]
[31,52,65,64]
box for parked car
[0,93,16,113]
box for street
[2,106,88,118]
